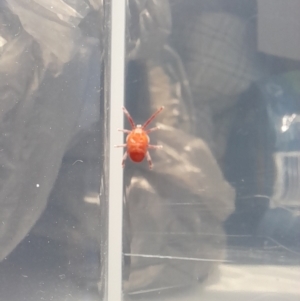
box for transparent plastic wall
[119,0,300,301]
[0,1,105,300]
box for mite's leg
[114,144,127,148]
[118,128,131,134]
[122,107,135,129]
[121,152,128,168]
[148,144,163,149]
[146,126,160,134]
[142,106,164,129]
[146,151,153,170]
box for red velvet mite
[115,106,164,169]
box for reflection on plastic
[123,123,235,294]
[6,0,92,64]
[0,1,102,300]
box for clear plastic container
[0,1,299,301]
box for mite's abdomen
[128,147,145,162]
[127,131,148,162]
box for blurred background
[0,0,299,300]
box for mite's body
[126,127,149,162]
[115,106,164,169]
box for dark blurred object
[224,71,300,256]
[260,71,300,211]
[261,71,300,152]
[223,85,274,236]
[258,71,300,255]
